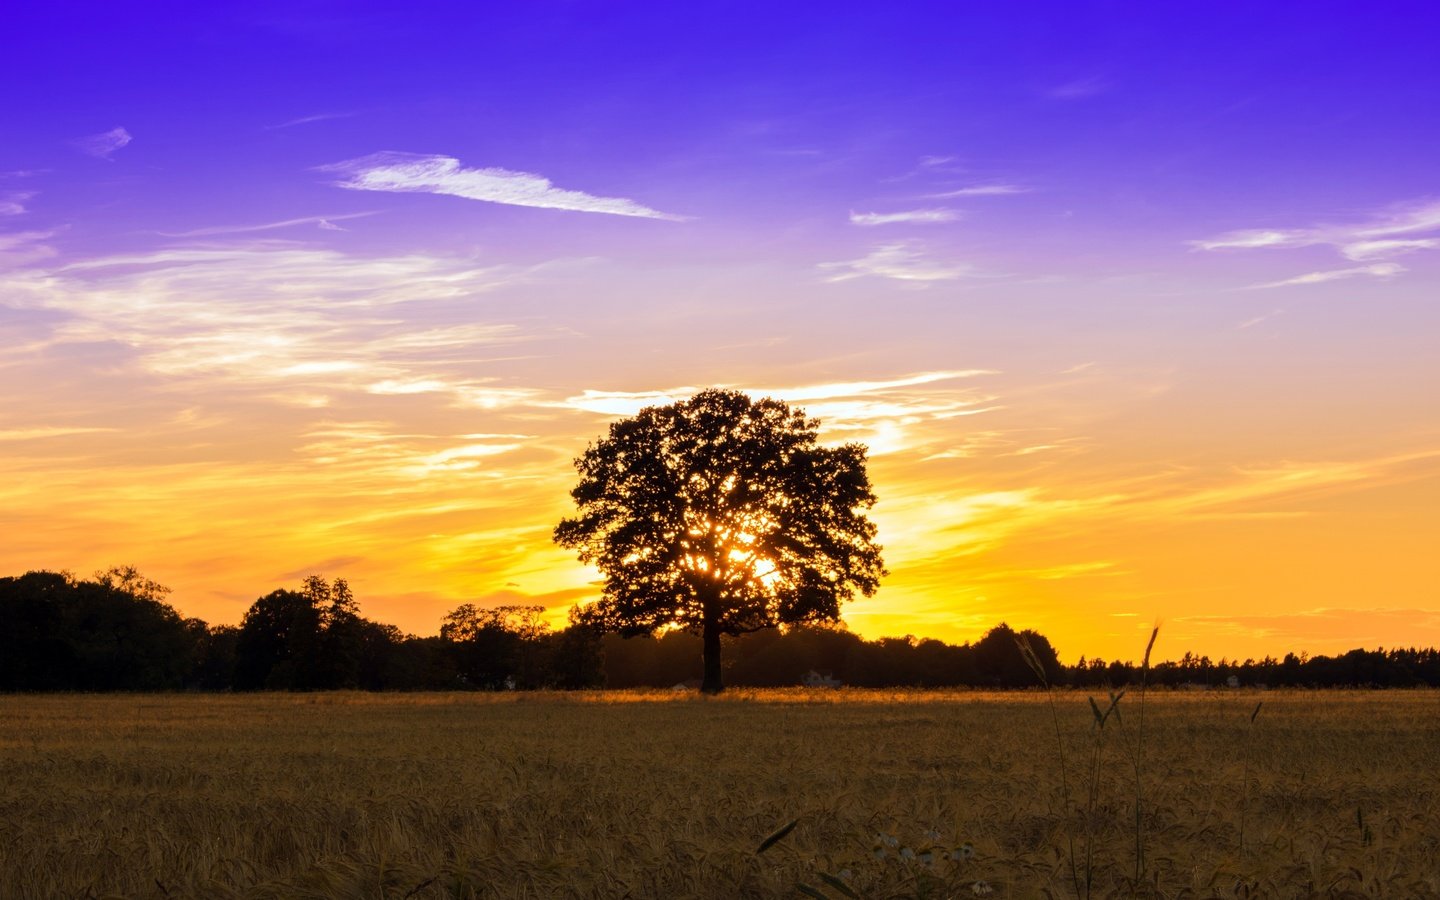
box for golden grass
[2,689,1439,898]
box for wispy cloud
[1236,309,1283,329]
[157,212,376,237]
[1175,607,1440,643]
[0,426,118,442]
[0,230,59,268]
[561,371,998,455]
[0,191,36,216]
[819,242,978,283]
[265,112,357,130]
[73,126,133,159]
[7,246,550,407]
[927,184,1031,198]
[1194,199,1440,276]
[1340,238,1439,260]
[849,209,958,226]
[1047,77,1111,100]
[1249,263,1404,289]
[322,152,686,220]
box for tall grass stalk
[1085,692,1123,897]
[1016,635,1082,899]
[1239,700,1263,866]
[1132,625,1159,886]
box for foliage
[554,389,885,691]
[0,569,198,690]
[4,566,1440,692]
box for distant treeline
[3,569,1438,692]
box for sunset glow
[3,4,1437,661]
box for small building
[803,669,842,688]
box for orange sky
[5,6,1440,663]
[3,246,1437,662]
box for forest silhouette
[3,567,1437,692]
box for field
[3,690,1438,899]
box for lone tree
[555,388,885,693]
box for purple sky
[3,3,1438,658]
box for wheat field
[2,690,1438,899]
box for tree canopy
[554,388,886,691]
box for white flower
[899,847,916,860]
[971,880,994,896]
[924,829,942,842]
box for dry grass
[2,689,1439,898]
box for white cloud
[1341,238,1439,260]
[322,152,686,220]
[819,242,977,283]
[560,372,998,455]
[928,184,1030,198]
[1236,309,1283,330]
[73,127,133,159]
[0,426,118,442]
[0,191,36,216]
[1192,229,1305,251]
[1194,199,1440,272]
[265,112,357,130]
[158,212,376,237]
[0,230,58,268]
[4,246,553,409]
[1047,77,1111,100]
[755,371,994,402]
[1249,263,1405,290]
[849,209,958,226]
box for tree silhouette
[554,389,885,692]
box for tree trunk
[700,614,723,694]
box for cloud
[0,426,118,442]
[1175,607,1440,644]
[0,191,36,216]
[273,556,367,580]
[819,242,978,283]
[1236,309,1283,329]
[1047,77,1111,100]
[1249,263,1404,289]
[1194,199,1440,275]
[157,212,376,237]
[265,112,357,130]
[5,245,553,408]
[927,184,1030,198]
[0,230,59,268]
[561,371,998,456]
[1341,238,1439,260]
[73,127,133,159]
[849,209,958,226]
[322,152,686,220]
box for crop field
[2,690,1439,899]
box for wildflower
[950,842,975,861]
[971,881,994,896]
[878,832,899,848]
[899,846,916,860]
[837,869,853,882]
[917,848,936,866]
[924,828,942,843]
[872,845,887,860]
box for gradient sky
[3,3,1438,662]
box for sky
[2,2,1438,662]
